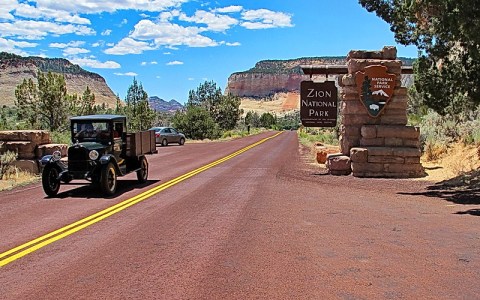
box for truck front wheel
[100,162,117,196]
[137,156,148,183]
[42,164,60,197]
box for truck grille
[68,146,89,173]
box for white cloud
[179,10,238,32]
[49,41,85,48]
[166,60,183,65]
[241,9,293,30]
[104,37,156,55]
[101,29,112,36]
[163,52,172,55]
[70,57,121,69]
[63,47,90,56]
[0,0,17,20]
[214,6,243,14]
[131,19,219,48]
[0,20,95,40]
[14,3,91,25]
[141,61,158,66]
[33,0,189,14]
[226,42,241,46]
[159,10,180,22]
[114,72,138,76]
[0,37,37,55]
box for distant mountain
[0,52,117,107]
[148,96,184,112]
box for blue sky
[0,0,417,104]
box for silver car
[150,127,186,146]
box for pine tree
[14,78,40,128]
[125,78,156,131]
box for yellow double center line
[0,132,282,267]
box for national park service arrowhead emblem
[355,65,396,118]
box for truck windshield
[72,121,111,142]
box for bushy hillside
[0,52,117,107]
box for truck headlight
[52,151,62,161]
[89,150,99,160]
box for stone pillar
[335,46,424,178]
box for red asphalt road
[1,131,479,299]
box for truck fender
[40,155,65,172]
[99,154,122,175]
[40,155,54,166]
[99,154,117,165]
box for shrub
[221,130,247,139]
[298,128,339,147]
[51,130,71,144]
[0,151,18,180]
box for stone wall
[0,130,67,174]
[330,46,424,178]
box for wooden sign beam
[301,65,414,76]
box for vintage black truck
[40,115,157,197]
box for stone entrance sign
[300,81,338,127]
[300,47,424,178]
[355,65,396,117]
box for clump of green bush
[418,108,480,160]
[298,128,339,147]
[50,130,71,144]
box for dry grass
[419,143,480,182]
[0,168,39,191]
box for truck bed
[125,130,157,156]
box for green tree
[14,72,106,131]
[37,71,69,131]
[172,106,220,140]
[359,0,480,115]
[245,111,261,128]
[125,78,156,131]
[187,81,242,132]
[260,112,276,128]
[14,78,40,128]
[216,94,242,130]
[81,86,96,115]
[277,111,300,130]
[187,80,222,112]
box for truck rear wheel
[42,164,60,197]
[100,162,117,196]
[137,156,148,183]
